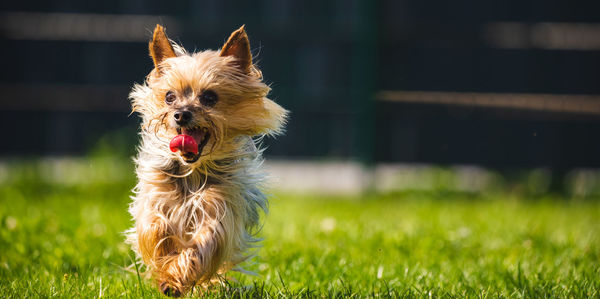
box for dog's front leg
[157,215,230,297]
[136,214,176,266]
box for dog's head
[131,25,287,165]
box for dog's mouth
[169,127,210,163]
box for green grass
[0,159,599,298]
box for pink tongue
[169,134,198,154]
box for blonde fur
[126,25,287,296]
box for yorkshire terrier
[125,24,287,297]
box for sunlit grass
[0,159,599,297]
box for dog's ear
[227,97,288,137]
[149,24,176,71]
[220,25,252,73]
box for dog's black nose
[174,110,192,125]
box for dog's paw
[159,281,182,297]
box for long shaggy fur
[125,25,287,296]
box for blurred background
[1,0,600,196]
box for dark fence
[1,0,600,169]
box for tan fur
[149,24,176,71]
[220,25,252,73]
[126,25,287,297]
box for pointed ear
[149,24,176,70]
[219,25,252,73]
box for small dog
[126,24,287,297]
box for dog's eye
[165,91,176,105]
[199,90,218,107]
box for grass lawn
[0,159,599,297]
